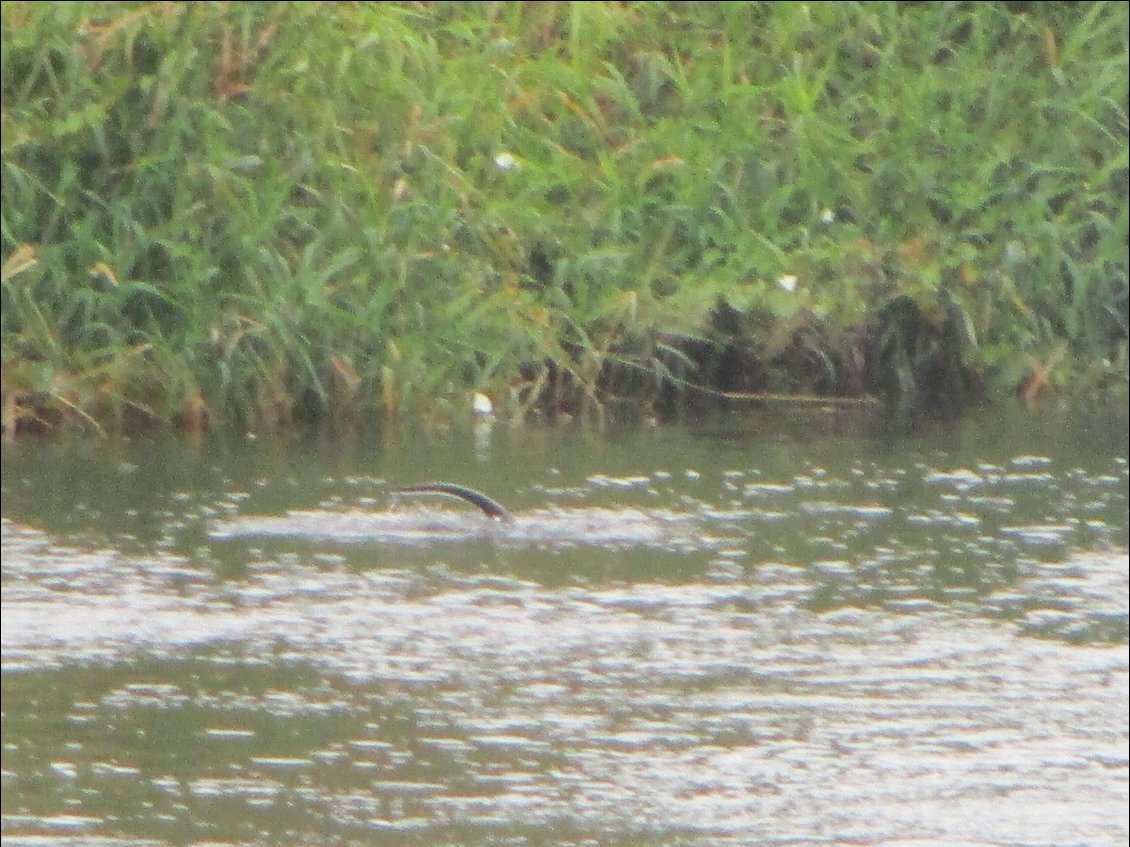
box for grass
[2,1,1127,435]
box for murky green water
[2,408,1127,846]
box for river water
[2,407,1127,846]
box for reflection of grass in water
[2,2,1127,434]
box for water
[2,408,1127,846]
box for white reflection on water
[2,516,1127,845]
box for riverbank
[2,2,1127,436]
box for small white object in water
[472,392,494,416]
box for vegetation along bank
[2,2,1127,435]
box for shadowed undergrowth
[2,1,1127,435]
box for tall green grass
[2,2,1126,434]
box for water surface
[2,408,1127,846]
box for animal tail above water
[392,482,514,521]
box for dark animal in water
[393,482,513,521]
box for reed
[2,2,1126,434]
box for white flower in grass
[820,208,836,225]
[778,274,798,293]
[494,152,519,172]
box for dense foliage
[2,2,1127,434]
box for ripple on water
[208,504,736,552]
